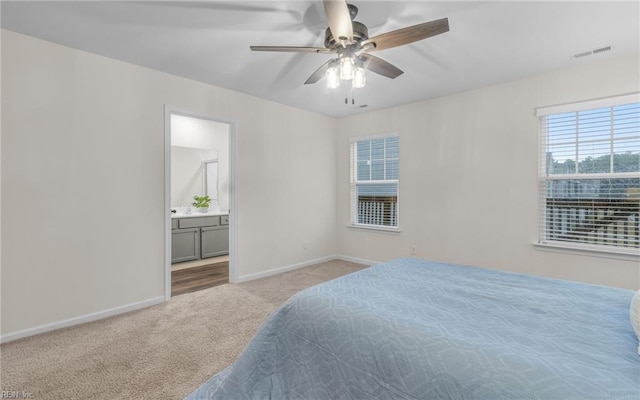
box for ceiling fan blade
[250,46,332,54]
[304,59,334,84]
[361,54,403,79]
[323,0,354,45]
[362,18,449,52]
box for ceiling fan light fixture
[326,65,340,89]
[251,1,450,99]
[251,1,450,101]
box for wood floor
[171,261,229,297]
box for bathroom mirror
[204,159,219,208]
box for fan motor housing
[324,21,368,48]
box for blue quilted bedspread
[186,258,640,399]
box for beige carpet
[0,260,367,399]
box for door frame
[164,105,238,301]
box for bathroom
[170,114,230,296]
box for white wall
[1,30,337,338]
[171,114,225,149]
[336,54,640,290]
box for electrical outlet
[410,246,416,256]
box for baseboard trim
[334,254,380,266]
[0,296,165,344]
[1,255,378,342]
[237,255,338,283]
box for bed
[186,258,640,399]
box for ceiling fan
[250,0,449,90]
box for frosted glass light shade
[339,57,354,80]
[326,66,340,89]
[352,66,366,88]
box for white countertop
[171,211,228,219]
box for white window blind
[349,136,399,229]
[537,94,640,254]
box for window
[349,135,399,229]
[536,94,640,254]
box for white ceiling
[2,1,639,118]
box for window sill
[347,224,401,234]
[534,241,640,261]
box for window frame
[535,93,640,258]
[348,134,400,232]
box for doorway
[164,107,237,300]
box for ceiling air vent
[572,45,613,59]
[592,45,612,54]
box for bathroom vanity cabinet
[171,214,229,263]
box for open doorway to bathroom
[164,108,235,299]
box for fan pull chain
[345,86,355,106]
[344,86,358,106]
